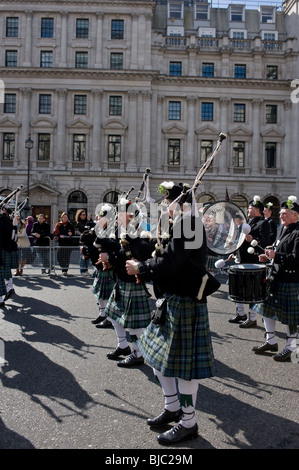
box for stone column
[55,88,67,169]
[140,90,152,170]
[251,98,263,175]
[95,12,103,68]
[144,13,152,70]
[24,10,33,67]
[130,14,138,69]
[20,88,32,169]
[91,89,103,169]
[126,90,138,171]
[283,99,292,175]
[156,94,164,172]
[219,97,230,173]
[186,96,197,173]
[59,11,68,67]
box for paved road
[0,272,298,452]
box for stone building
[0,0,298,225]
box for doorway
[31,205,51,224]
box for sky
[210,1,283,9]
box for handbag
[151,297,167,325]
[197,271,221,301]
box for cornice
[1,0,155,8]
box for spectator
[32,214,51,274]
[75,209,95,276]
[53,212,75,276]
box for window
[233,104,245,122]
[5,50,18,67]
[266,65,278,79]
[266,105,277,124]
[201,102,213,121]
[168,3,183,19]
[169,62,182,76]
[230,6,243,22]
[6,17,19,37]
[195,5,209,20]
[233,141,245,167]
[168,101,181,120]
[200,140,213,165]
[110,53,123,70]
[39,94,52,114]
[109,96,122,116]
[74,95,87,115]
[168,139,180,165]
[3,133,15,160]
[265,142,276,168]
[232,31,245,39]
[73,134,86,161]
[41,18,54,38]
[4,94,16,113]
[75,51,88,68]
[261,7,274,23]
[108,135,121,162]
[38,134,50,161]
[234,64,246,79]
[40,51,53,67]
[202,63,214,77]
[76,19,89,39]
[111,20,124,39]
[263,32,276,41]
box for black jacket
[0,213,14,253]
[238,216,270,263]
[32,221,51,246]
[273,222,299,283]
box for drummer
[228,195,270,328]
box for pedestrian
[25,216,35,247]
[99,198,154,368]
[228,195,270,328]
[263,202,277,245]
[0,205,15,307]
[75,209,95,276]
[252,195,299,362]
[53,212,75,276]
[32,214,51,274]
[126,182,216,445]
[15,214,30,275]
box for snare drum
[228,264,267,303]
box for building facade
[0,0,298,225]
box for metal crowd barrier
[16,236,91,276]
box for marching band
[1,135,299,446]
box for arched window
[197,193,215,205]
[103,191,120,204]
[230,194,248,214]
[68,190,87,223]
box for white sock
[178,378,198,428]
[108,317,129,349]
[5,278,13,291]
[248,308,256,321]
[128,328,144,358]
[153,369,180,412]
[286,326,297,352]
[98,299,107,316]
[236,303,245,316]
[263,317,277,344]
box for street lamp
[25,134,33,201]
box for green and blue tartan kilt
[252,282,299,334]
[92,269,115,300]
[206,254,222,271]
[0,265,7,297]
[137,295,215,381]
[0,249,17,279]
[105,280,152,329]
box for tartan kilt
[0,265,7,297]
[105,281,152,329]
[0,250,17,278]
[252,282,299,333]
[137,295,215,381]
[92,269,115,300]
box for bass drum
[203,201,247,256]
[228,264,267,303]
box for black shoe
[252,342,278,354]
[91,314,106,324]
[239,318,257,328]
[0,302,5,309]
[228,314,247,324]
[147,409,183,427]
[117,353,144,367]
[273,348,292,362]
[95,319,113,329]
[157,423,198,445]
[4,289,15,302]
[107,346,131,360]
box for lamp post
[25,134,33,201]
